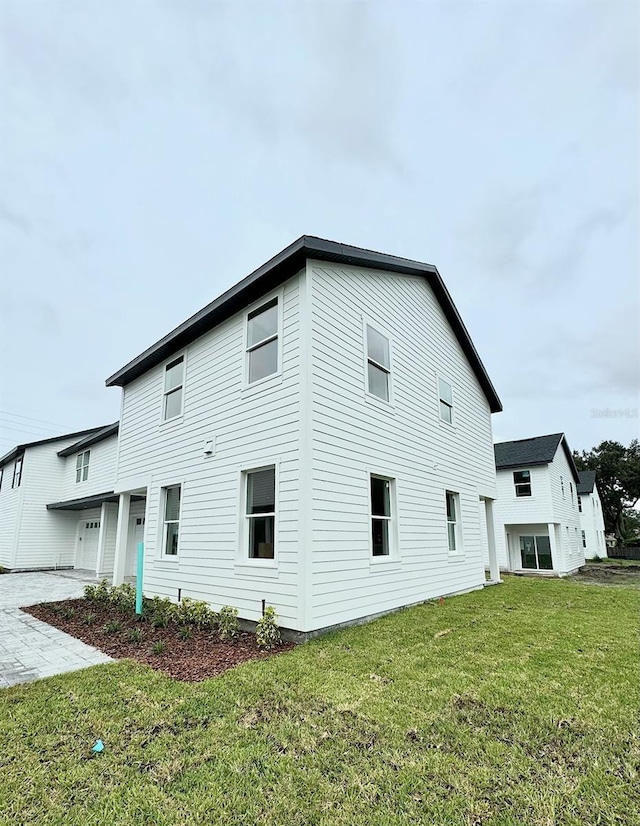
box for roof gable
[577,470,597,495]
[57,422,119,457]
[0,425,111,470]
[105,236,502,413]
[494,433,580,483]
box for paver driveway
[0,571,112,688]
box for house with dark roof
[104,235,503,637]
[577,471,607,558]
[0,423,123,574]
[492,433,584,575]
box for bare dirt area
[22,599,294,681]
[572,563,640,587]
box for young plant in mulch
[84,612,97,626]
[256,606,282,650]
[103,620,122,635]
[151,640,166,655]
[218,606,239,641]
[128,628,143,644]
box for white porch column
[112,493,131,586]
[548,523,559,572]
[485,498,501,583]
[95,502,109,579]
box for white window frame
[445,490,463,556]
[12,456,23,488]
[161,355,185,423]
[243,292,283,390]
[570,481,574,504]
[160,484,182,558]
[75,450,90,483]
[238,462,279,568]
[578,495,582,513]
[513,469,532,497]
[0,467,3,492]
[363,320,394,406]
[368,472,399,563]
[437,376,454,426]
[581,530,587,549]
[560,476,565,498]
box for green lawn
[1,577,638,826]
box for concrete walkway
[0,571,113,688]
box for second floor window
[247,299,279,384]
[438,378,454,424]
[75,450,90,483]
[514,470,531,497]
[12,456,23,488]
[163,356,184,420]
[366,325,391,402]
[560,476,565,498]
[578,495,582,512]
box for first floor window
[438,378,454,424]
[581,530,587,548]
[75,450,90,483]
[12,456,23,488]
[514,469,531,497]
[162,485,181,555]
[246,467,276,559]
[163,356,185,420]
[370,475,392,556]
[446,491,460,552]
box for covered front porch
[111,487,148,586]
[47,490,146,580]
[503,522,561,575]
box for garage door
[77,520,100,570]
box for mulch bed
[22,599,294,682]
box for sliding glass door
[519,535,552,570]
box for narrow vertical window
[246,467,276,559]
[513,470,532,497]
[581,531,587,548]
[75,450,90,483]
[578,496,582,513]
[446,491,461,553]
[438,378,454,424]
[560,476,565,498]
[570,482,574,503]
[366,325,391,402]
[163,356,184,420]
[247,299,279,384]
[12,456,23,488]
[0,467,3,492]
[162,485,181,556]
[370,475,392,556]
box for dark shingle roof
[0,426,110,470]
[577,470,597,495]
[57,422,119,457]
[494,433,580,483]
[105,235,502,413]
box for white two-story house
[493,433,584,576]
[577,471,607,559]
[105,236,503,637]
[0,423,121,575]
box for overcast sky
[0,0,638,456]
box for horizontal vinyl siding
[308,263,496,630]
[0,469,22,567]
[493,465,552,569]
[116,275,302,626]
[549,448,583,572]
[60,435,118,502]
[99,503,119,576]
[579,490,607,559]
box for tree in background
[573,440,640,548]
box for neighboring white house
[577,470,607,559]
[104,235,503,637]
[0,423,123,575]
[492,433,584,576]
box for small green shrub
[128,628,143,643]
[177,626,192,641]
[218,606,239,641]
[177,598,217,630]
[94,579,111,603]
[84,612,97,626]
[40,602,53,611]
[61,607,76,620]
[108,583,136,613]
[103,620,122,634]
[149,596,177,626]
[256,606,282,649]
[151,640,166,655]
[83,584,97,601]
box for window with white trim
[513,470,532,497]
[163,356,185,420]
[560,476,565,498]
[245,466,276,559]
[578,495,582,513]
[366,325,391,402]
[12,456,23,488]
[161,485,181,556]
[75,450,90,483]
[446,491,461,553]
[570,481,574,504]
[581,530,587,548]
[438,378,454,424]
[370,475,393,556]
[246,299,279,384]
[0,467,3,492]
